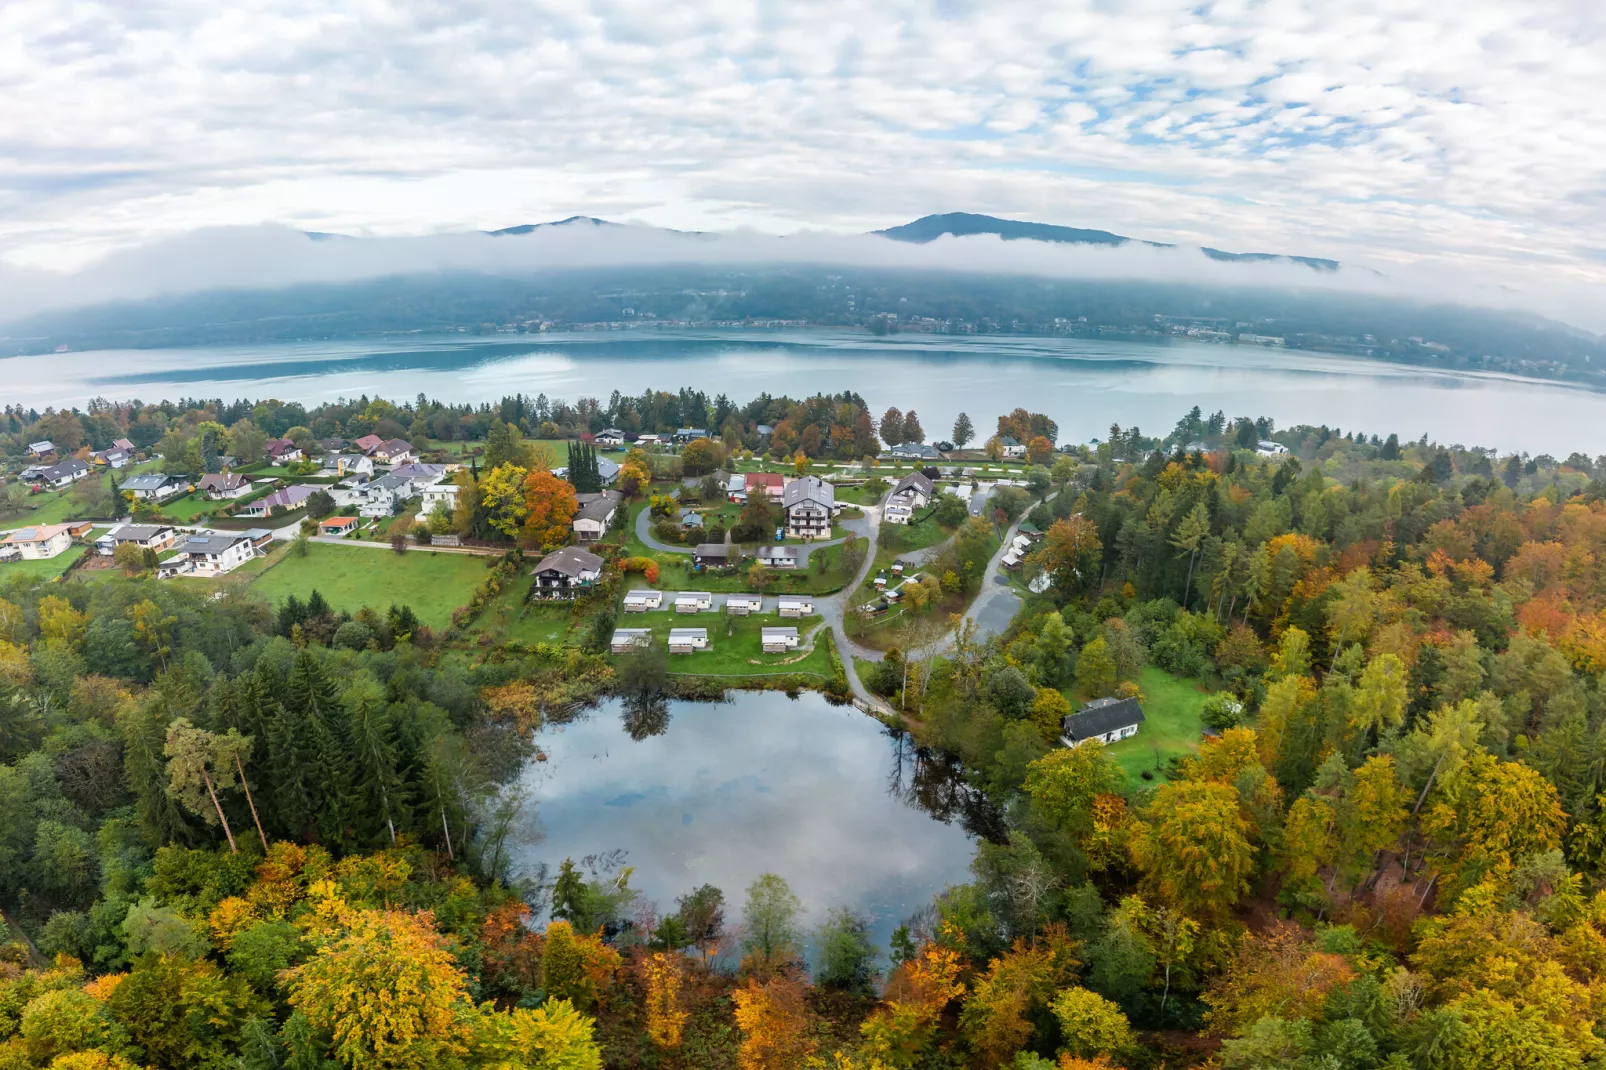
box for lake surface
[510,692,990,957]
[10,328,1606,454]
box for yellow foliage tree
[472,999,604,1070]
[642,952,688,1049]
[733,975,817,1070]
[1050,986,1134,1060]
[1130,781,1254,921]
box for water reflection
[513,692,981,947]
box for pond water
[12,328,1606,454]
[509,691,995,955]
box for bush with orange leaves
[733,974,817,1070]
[1201,923,1356,1036]
[858,941,966,1068]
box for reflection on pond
[513,691,996,949]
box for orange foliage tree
[522,470,579,551]
[732,975,817,1070]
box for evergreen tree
[351,695,409,845]
[286,652,358,846]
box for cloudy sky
[4,0,1605,300]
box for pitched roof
[108,524,172,542]
[746,471,784,489]
[375,438,413,455]
[893,472,934,498]
[782,475,835,509]
[39,459,88,480]
[756,545,799,560]
[390,463,445,483]
[533,545,603,577]
[3,524,72,544]
[120,473,180,491]
[693,542,729,557]
[252,484,317,510]
[112,438,135,451]
[575,495,619,523]
[761,627,799,639]
[197,472,248,492]
[180,533,252,555]
[27,441,55,453]
[1062,697,1146,741]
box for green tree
[1076,637,1117,699]
[741,873,802,970]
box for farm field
[248,541,492,627]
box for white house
[573,491,622,542]
[594,429,626,448]
[265,438,305,465]
[531,546,604,599]
[777,597,814,618]
[885,472,934,524]
[197,472,252,499]
[610,628,653,654]
[668,627,709,653]
[170,532,258,576]
[1256,440,1289,456]
[2,524,74,560]
[886,442,941,462]
[725,594,764,615]
[755,546,800,569]
[372,439,417,464]
[95,524,176,556]
[34,459,90,489]
[782,476,836,539]
[322,454,375,480]
[674,591,714,614]
[1061,697,1146,747]
[120,473,188,502]
[761,627,800,652]
[354,473,412,518]
[91,448,131,469]
[998,436,1027,459]
[623,589,663,612]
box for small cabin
[668,628,709,653]
[777,597,813,618]
[623,589,663,613]
[610,628,653,654]
[726,594,764,616]
[674,591,714,614]
[319,516,359,537]
[762,627,800,652]
[1061,697,1146,748]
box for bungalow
[265,438,304,465]
[112,438,135,453]
[886,442,942,462]
[777,597,814,618]
[692,543,730,568]
[573,491,622,542]
[885,472,934,524]
[91,448,131,469]
[553,456,620,486]
[95,524,175,556]
[668,627,709,653]
[745,472,785,498]
[1061,696,1146,748]
[755,545,800,569]
[1,524,74,560]
[998,436,1027,459]
[1002,548,1024,570]
[25,441,56,459]
[35,459,90,489]
[674,428,709,443]
[674,591,714,614]
[594,429,626,448]
[418,481,460,514]
[725,594,764,616]
[761,627,800,653]
[319,516,359,537]
[197,472,252,499]
[390,462,447,491]
[782,476,836,540]
[610,628,654,654]
[372,439,416,464]
[239,484,317,518]
[323,454,375,480]
[531,545,604,599]
[679,510,705,532]
[636,433,662,446]
[120,473,188,502]
[622,589,663,613]
[354,434,385,455]
[169,532,258,576]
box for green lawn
[0,543,87,582]
[152,492,228,523]
[617,612,834,678]
[248,542,493,627]
[1104,666,1214,784]
[879,516,952,556]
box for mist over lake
[10,328,1606,454]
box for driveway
[635,501,856,564]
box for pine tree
[286,652,358,846]
[351,695,409,846]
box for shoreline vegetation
[6,388,1606,1067]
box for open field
[615,612,834,678]
[0,544,88,582]
[1103,666,1213,784]
[248,541,492,626]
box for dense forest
[7,392,1606,1068]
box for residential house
[319,517,359,537]
[354,434,385,455]
[1061,697,1146,747]
[755,545,800,569]
[610,628,653,654]
[95,524,175,556]
[319,437,348,453]
[782,476,836,539]
[755,424,774,437]
[1256,440,1289,456]
[390,462,446,490]
[35,459,90,489]
[725,594,763,616]
[197,472,252,499]
[531,546,603,600]
[679,510,704,533]
[594,429,626,448]
[1,524,74,560]
[762,627,800,653]
[636,433,661,446]
[777,597,814,618]
[573,491,622,542]
[239,484,317,518]
[726,473,747,503]
[91,448,131,469]
[554,457,620,485]
[267,438,305,465]
[668,627,708,653]
[120,473,188,502]
[886,442,941,462]
[169,532,258,576]
[354,473,412,518]
[622,589,663,612]
[325,454,375,480]
[25,441,56,459]
[674,428,708,443]
[692,543,730,568]
[998,436,1026,459]
[745,472,785,498]
[112,438,135,452]
[674,591,714,614]
[240,528,276,554]
[418,481,459,514]
[372,439,416,464]
[884,472,934,524]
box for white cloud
[1,0,1604,324]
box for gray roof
[108,524,171,542]
[893,472,935,498]
[254,484,318,510]
[668,628,707,639]
[390,463,445,483]
[181,534,251,555]
[1062,697,1146,741]
[376,438,413,454]
[121,473,180,491]
[782,475,835,510]
[533,545,603,577]
[757,545,799,560]
[198,472,248,491]
[39,459,88,480]
[27,441,55,452]
[889,442,941,459]
[575,494,619,522]
[693,543,729,558]
[761,627,799,639]
[366,473,411,493]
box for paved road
[634,501,857,564]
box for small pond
[512,691,998,954]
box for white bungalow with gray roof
[26,441,57,458]
[725,594,764,615]
[622,589,663,612]
[777,597,814,618]
[34,459,90,489]
[95,524,176,556]
[1061,697,1146,747]
[674,591,714,613]
[120,473,188,502]
[169,532,258,576]
[755,545,800,569]
[668,627,708,653]
[761,627,800,652]
[610,628,653,654]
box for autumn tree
[522,470,579,551]
[1130,780,1254,921]
[1052,986,1134,1060]
[952,412,975,449]
[681,437,725,475]
[165,717,255,853]
[732,976,816,1070]
[1027,435,1055,465]
[479,464,529,538]
[1039,515,1103,593]
[642,952,688,1049]
[1076,637,1117,698]
[879,407,906,446]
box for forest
[7,394,1606,1068]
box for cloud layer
[2,0,1604,316]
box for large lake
[510,692,992,957]
[9,329,1606,454]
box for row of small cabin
[620,589,814,616]
[611,626,801,654]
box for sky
[3,0,1605,320]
